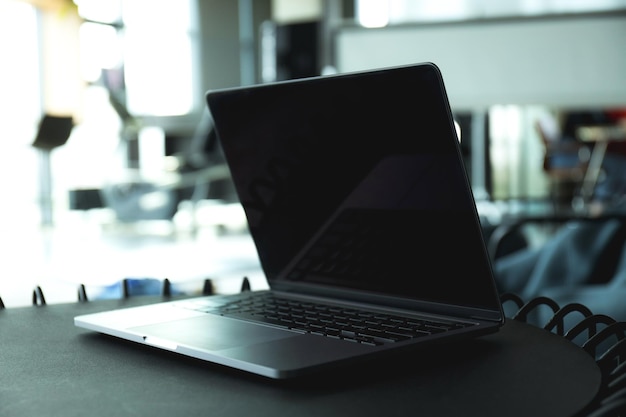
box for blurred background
[1,0,626,311]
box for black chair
[535,118,590,211]
[32,114,74,226]
[502,293,626,417]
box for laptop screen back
[207,63,501,315]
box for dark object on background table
[32,114,73,150]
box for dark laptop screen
[207,63,500,313]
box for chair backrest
[535,118,588,180]
[535,120,555,172]
[32,114,74,150]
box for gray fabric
[495,219,626,298]
[494,202,626,319]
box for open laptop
[75,62,504,379]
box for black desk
[1,297,601,417]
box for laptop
[75,62,504,379]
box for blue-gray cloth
[494,202,626,320]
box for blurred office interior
[1,0,626,311]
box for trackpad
[130,315,297,351]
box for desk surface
[0,296,601,417]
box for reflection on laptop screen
[208,64,499,313]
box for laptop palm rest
[130,314,373,378]
[130,315,298,352]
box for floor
[0,202,267,308]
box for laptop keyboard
[180,293,475,346]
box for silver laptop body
[75,62,504,379]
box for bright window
[0,1,42,226]
[76,0,198,118]
[123,0,196,116]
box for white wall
[336,12,626,111]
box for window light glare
[357,0,390,28]
[74,0,122,23]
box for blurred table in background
[576,125,626,209]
